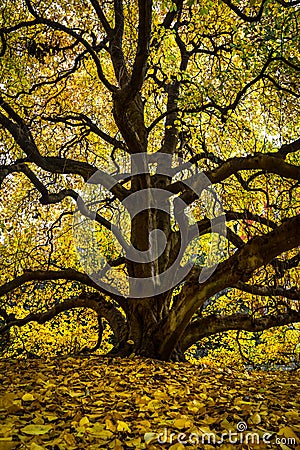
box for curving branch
[167,151,300,205]
[149,54,300,128]
[221,0,268,22]
[235,281,300,300]
[0,164,130,243]
[41,113,127,151]
[270,254,300,275]
[276,0,300,5]
[1,50,87,100]
[157,213,300,359]
[277,137,300,157]
[22,0,116,91]
[185,210,277,245]
[0,269,126,306]
[0,293,128,344]
[264,74,300,98]
[88,0,112,35]
[224,210,277,229]
[0,97,129,200]
[207,153,300,183]
[0,19,40,33]
[161,0,184,28]
[180,309,300,352]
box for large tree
[0,0,300,361]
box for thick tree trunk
[108,334,186,361]
[106,295,186,361]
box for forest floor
[0,356,299,450]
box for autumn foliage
[1,356,300,449]
[0,0,299,362]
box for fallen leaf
[22,393,35,402]
[21,424,53,435]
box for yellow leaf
[169,444,185,450]
[30,443,46,450]
[0,440,15,450]
[68,390,84,398]
[21,424,53,435]
[87,425,113,439]
[279,445,293,450]
[44,414,58,422]
[117,420,131,432]
[6,404,22,414]
[79,416,90,427]
[32,416,44,425]
[144,432,157,444]
[0,425,13,436]
[203,416,218,425]
[173,418,189,429]
[22,393,35,402]
[147,399,162,410]
[105,418,116,432]
[0,394,16,408]
[220,418,235,431]
[126,437,142,447]
[199,426,213,434]
[109,438,123,449]
[250,412,261,424]
[63,432,77,446]
[278,426,299,441]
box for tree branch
[167,152,300,204]
[221,0,268,22]
[108,0,129,87]
[23,0,116,91]
[42,113,127,151]
[0,293,128,344]
[0,269,125,305]
[157,213,300,359]
[235,281,300,300]
[0,98,129,200]
[180,309,300,352]
[0,164,131,246]
[88,0,112,35]
[277,137,300,158]
[127,0,152,99]
[208,153,300,183]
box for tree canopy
[0,0,299,362]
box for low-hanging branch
[180,308,300,352]
[235,281,300,300]
[158,213,300,359]
[0,293,128,344]
[0,269,125,306]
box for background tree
[0,0,299,361]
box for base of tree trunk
[106,342,186,362]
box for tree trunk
[106,295,186,361]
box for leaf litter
[0,357,299,449]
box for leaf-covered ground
[0,357,299,450]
